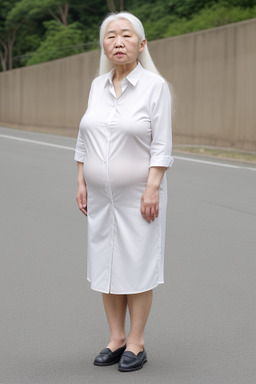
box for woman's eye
[124,35,131,38]
[108,36,115,39]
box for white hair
[98,12,159,75]
[98,12,176,117]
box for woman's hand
[141,185,159,223]
[76,161,87,216]
[141,166,167,223]
[76,182,87,216]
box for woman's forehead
[106,19,134,33]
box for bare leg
[102,293,127,351]
[126,290,153,355]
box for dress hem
[87,278,164,295]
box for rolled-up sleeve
[74,81,95,163]
[149,81,174,168]
[74,129,86,162]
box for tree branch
[64,2,69,25]
[48,8,63,25]
[0,39,8,71]
[0,39,8,51]
[8,27,18,70]
[107,0,115,12]
[0,50,7,71]
[58,2,69,26]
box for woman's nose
[115,36,124,47]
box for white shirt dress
[75,63,173,294]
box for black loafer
[93,345,126,366]
[118,348,147,372]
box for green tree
[163,2,256,38]
[0,0,20,70]
[6,0,74,68]
[8,0,70,26]
[25,20,85,65]
[5,0,108,69]
[2,0,256,71]
[128,0,256,40]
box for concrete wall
[0,18,256,150]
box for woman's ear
[139,39,146,53]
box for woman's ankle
[126,340,144,355]
[107,336,126,351]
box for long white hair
[99,12,159,76]
[98,12,176,117]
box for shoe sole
[118,358,147,372]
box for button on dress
[75,63,173,294]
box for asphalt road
[0,127,255,384]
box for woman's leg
[102,293,127,351]
[126,290,153,355]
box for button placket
[105,95,118,293]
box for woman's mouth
[115,52,126,56]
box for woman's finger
[80,206,87,216]
[76,192,87,216]
[150,207,155,222]
[140,200,145,216]
[79,202,87,216]
[145,206,151,223]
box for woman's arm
[76,162,87,216]
[141,166,167,223]
[141,81,173,223]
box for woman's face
[103,18,146,68]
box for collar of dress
[104,62,143,88]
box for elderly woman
[75,11,173,372]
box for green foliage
[5,0,108,69]
[1,0,256,71]
[0,0,19,38]
[0,0,21,70]
[128,0,218,20]
[6,0,30,25]
[130,0,256,40]
[27,0,67,20]
[163,3,256,38]
[226,0,256,6]
[7,0,67,25]
[25,21,85,65]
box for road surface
[0,127,255,384]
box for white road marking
[1,133,255,171]
[0,133,74,151]
[174,155,256,171]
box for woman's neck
[113,62,138,82]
